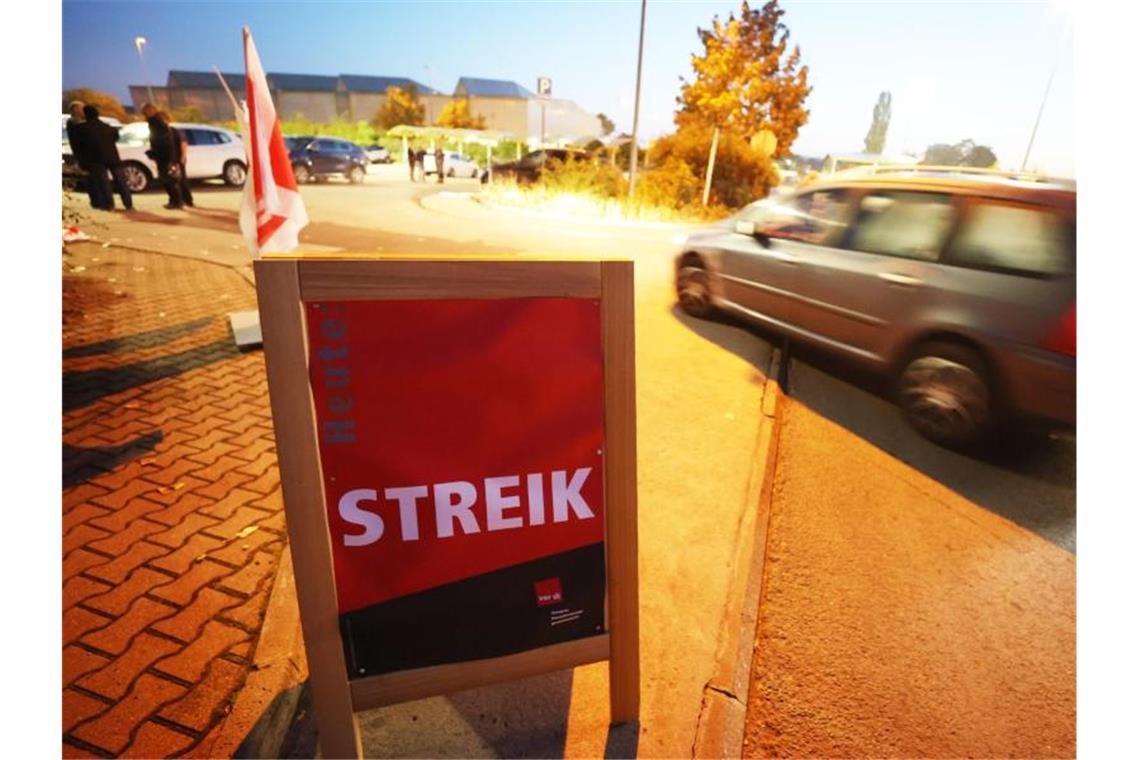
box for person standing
[407,143,416,182]
[83,104,132,211]
[66,100,104,209]
[143,104,184,209]
[170,120,195,207]
[414,147,426,182]
[435,146,445,184]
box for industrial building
[129,71,604,141]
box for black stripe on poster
[339,542,606,679]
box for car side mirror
[734,220,771,248]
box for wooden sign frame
[253,254,639,758]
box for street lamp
[135,36,156,104]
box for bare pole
[1021,22,1070,172]
[214,66,241,114]
[702,128,720,206]
[627,0,647,200]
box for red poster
[305,298,607,677]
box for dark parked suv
[675,168,1076,447]
[481,148,590,184]
[288,136,368,184]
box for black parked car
[288,137,368,184]
[481,148,590,184]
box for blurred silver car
[675,169,1076,447]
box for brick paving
[62,243,286,758]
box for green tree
[597,113,615,135]
[922,139,999,168]
[676,0,811,159]
[863,91,891,154]
[436,98,486,129]
[373,85,425,129]
[62,88,131,122]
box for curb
[692,346,785,759]
[208,549,309,759]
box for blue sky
[62,1,1074,175]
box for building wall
[275,91,338,122]
[348,93,383,122]
[467,97,529,135]
[128,86,171,113]
[169,88,234,121]
[529,98,603,142]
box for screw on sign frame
[254,254,639,758]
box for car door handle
[878,272,923,286]
[767,249,800,265]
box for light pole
[1021,23,1070,172]
[627,0,647,200]
[135,36,155,104]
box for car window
[847,191,956,261]
[314,139,338,152]
[759,189,852,246]
[180,129,205,146]
[947,202,1072,276]
[520,151,545,168]
[209,130,232,144]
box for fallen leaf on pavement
[236,525,258,539]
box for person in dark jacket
[407,144,416,181]
[169,119,194,207]
[83,105,133,211]
[66,101,104,209]
[143,104,184,209]
[434,146,445,184]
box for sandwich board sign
[254,254,639,758]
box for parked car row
[62,117,248,192]
[674,169,1076,449]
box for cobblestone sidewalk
[62,243,286,758]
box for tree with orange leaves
[676,0,811,159]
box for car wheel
[293,164,311,183]
[222,160,247,187]
[676,263,715,318]
[897,341,994,448]
[471,166,480,178]
[121,162,151,193]
[447,167,456,178]
[348,165,365,184]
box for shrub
[649,124,778,208]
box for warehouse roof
[454,77,535,99]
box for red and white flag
[237,27,308,257]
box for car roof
[800,172,1075,213]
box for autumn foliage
[373,85,425,129]
[436,98,487,129]
[676,0,811,159]
[62,88,131,122]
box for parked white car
[424,151,481,179]
[64,120,248,192]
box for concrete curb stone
[692,348,785,759]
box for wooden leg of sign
[254,259,364,759]
[601,260,640,724]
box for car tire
[348,166,365,184]
[293,164,311,184]
[676,263,716,318]
[222,160,247,187]
[897,341,995,448]
[447,167,456,178]
[121,161,152,193]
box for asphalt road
[96,166,1077,557]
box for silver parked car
[675,169,1076,447]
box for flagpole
[213,65,241,115]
